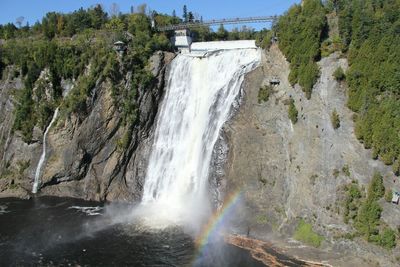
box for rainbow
[192,190,243,264]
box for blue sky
[0,0,300,28]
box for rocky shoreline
[225,234,329,267]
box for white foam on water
[0,204,9,215]
[68,206,103,216]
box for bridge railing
[156,16,277,31]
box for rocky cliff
[223,44,400,266]
[0,51,174,201]
[1,42,398,265]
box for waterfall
[32,108,59,194]
[141,42,260,227]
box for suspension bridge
[156,16,278,31]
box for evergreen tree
[188,12,194,22]
[337,0,400,169]
[276,0,327,99]
[183,5,188,23]
[217,24,228,40]
[90,4,107,29]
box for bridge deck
[157,16,277,31]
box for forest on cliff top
[0,4,268,144]
[276,0,400,175]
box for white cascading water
[140,41,260,228]
[32,108,59,193]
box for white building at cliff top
[171,29,192,53]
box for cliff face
[223,44,400,266]
[0,51,174,201]
[1,42,398,264]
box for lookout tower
[172,29,192,53]
[113,41,126,56]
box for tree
[288,98,298,124]
[368,172,385,202]
[393,160,400,176]
[355,199,382,239]
[2,23,17,39]
[183,5,188,23]
[15,16,24,28]
[217,24,228,40]
[105,17,125,31]
[90,4,107,29]
[336,0,400,171]
[331,109,340,129]
[57,15,64,33]
[277,0,326,98]
[42,12,59,39]
[379,228,396,249]
[188,12,194,22]
[333,66,345,81]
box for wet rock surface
[0,52,174,202]
[223,44,400,266]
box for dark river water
[0,197,265,267]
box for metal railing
[156,16,277,31]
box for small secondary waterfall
[32,108,59,194]
[141,42,260,227]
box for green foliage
[393,160,400,176]
[16,160,30,176]
[337,0,400,169]
[0,5,108,40]
[379,228,396,249]
[342,164,350,176]
[105,17,125,32]
[355,199,382,239]
[367,172,385,202]
[0,23,17,39]
[354,172,385,239]
[294,219,324,247]
[288,98,298,124]
[117,128,133,150]
[217,24,228,40]
[255,29,273,50]
[342,172,397,249]
[298,62,320,99]
[321,35,343,57]
[276,0,327,98]
[255,214,269,225]
[258,85,272,103]
[384,190,393,203]
[333,66,345,81]
[333,168,340,178]
[13,64,37,143]
[331,109,340,129]
[62,47,108,116]
[0,5,177,145]
[343,182,362,224]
